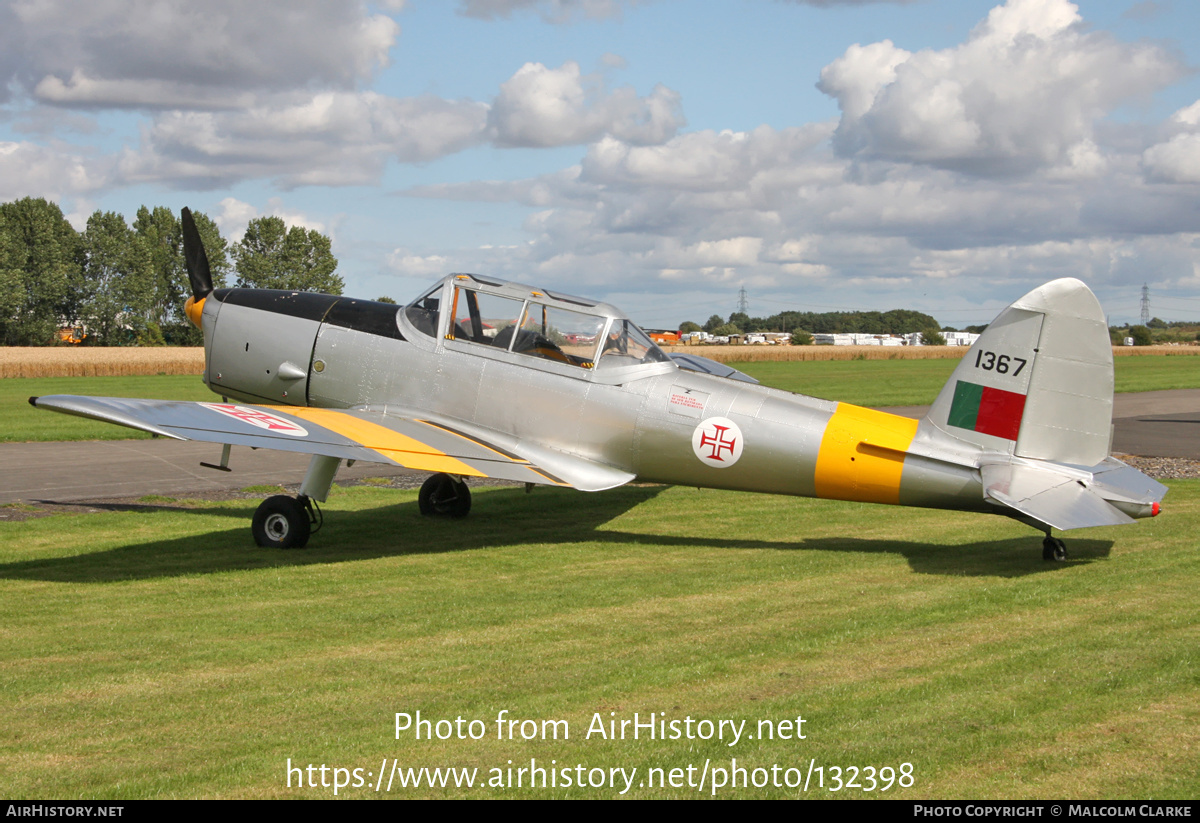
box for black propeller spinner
[181,207,213,301]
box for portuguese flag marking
[947,380,1026,441]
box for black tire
[419,474,471,518]
[1042,536,1067,562]
[252,495,311,548]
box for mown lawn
[2,481,1195,798]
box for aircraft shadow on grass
[0,485,1111,583]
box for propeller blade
[181,207,213,301]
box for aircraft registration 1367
[32,209,1165,560]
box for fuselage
[196,277,988,514]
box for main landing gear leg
[419,473,472,518]
[1042,533,1068,562]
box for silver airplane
[32,209,1165,560]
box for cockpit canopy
[404,273,671,372]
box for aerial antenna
[1140,283,1151,326]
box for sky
[3,0,1200,329]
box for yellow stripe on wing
[814,403,919,505]
[282,408,484,477]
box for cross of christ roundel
[691,416,744,468]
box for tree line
[0,197,343,346]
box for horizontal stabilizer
[1088,457,1168,506]
[981,461,1134,531]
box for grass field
[3,355,1196,442]
[1,481,1196,799]
[735,355,1200,406]
[671,343,1200,363]
[1,375,214,442]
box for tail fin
[925,278,1113,467]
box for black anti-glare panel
[220,289,340,322]
[323,299,406,340]
[214,289,406,340]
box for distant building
[814,333,906,346]
[943,332,980,346]
[902,331,980,346]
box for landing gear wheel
[419,474,471,518]
[253,495,312,548]
[1042,536,1067,562]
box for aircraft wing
[30,395,634,492]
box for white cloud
[116,59,678,189]
[0,140,108,203]
[457,0,630,23]
[214,198,260,242]
[1141,100,1200,183]
[580,125,834,192]
[3,0,399,108]
[119,92,489,189]
[818,0,1184,177]
[779,0,920,4]
[489,61,684,148]
[1142,134,1200,184]
[1171,100,1200,127]
[5,0,1200,320]
[648,236,763,269]
[385,249,453,277]
[214,197,328,244]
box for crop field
[0,347,206,378]
[1,479,1196,799]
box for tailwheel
[419,473,471,518]
[1042,535,1067,562]
[253,494,313,548]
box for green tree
[79,211,155,345]
[133,206,229,345]
[791,330,813,345]
[679,320,701,333]
[234,216,343,294]
[729,311,751,330]
[133,206,183,330]
[703,314,724,333]
[0,198,82,345]
[1127,325,1153,346]
[920,327,947,346]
